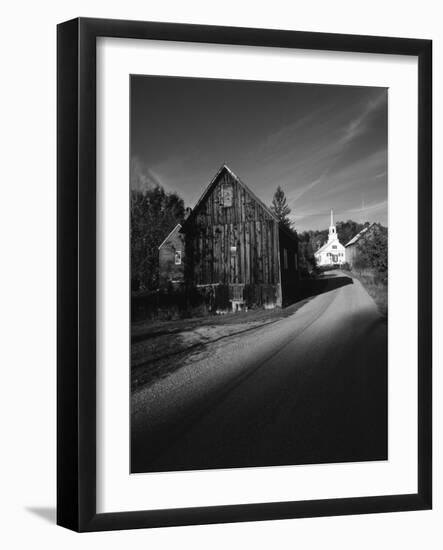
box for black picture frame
[57,17,432,532]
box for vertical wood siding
[186,171,281,287]
[158,227,185,288]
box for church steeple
[328,209,337,242]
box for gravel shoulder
[131,297,311,389]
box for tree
[336,220,370,246]
[271,186,292,228]
[353,224,388,283]
[297,232,317,277]
[131,185,185,292]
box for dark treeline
[302,220,371,252]
[131,186,185,292]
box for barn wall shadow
[298,274,353,301]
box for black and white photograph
[0,0,436,543]
[130,75,388,474]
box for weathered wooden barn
[178,164,299,309]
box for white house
[314,210,346,267]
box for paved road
[131,272,387,473]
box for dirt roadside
[131,297,311,389]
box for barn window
[175,250,182,265]
[221,183,233,207]
[283,248,288,269]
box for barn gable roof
[187,164,278,221]
[158,223,182,250]
[345,223,376,247]
[184,164,297,242]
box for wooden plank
[256,221,262,284]
[231,224,235,283]
[245,220,250,285]
[234,223,239,283]
[213,184,218,225]
[209,224,213,283]
[264,221,268,284]
[236,180,241,224]
[239,223,244,283]
[206,225,210,284]
[230,223,234,284]
[233,180,238,224]
[200,227,204,284]
[211,226,215,284]
[268,221,273,283]
[270,222,275,284]
[263,221,268,284]
[250,221,256,284]
[215,225,220,282]
[274,222,281,288]
[200,223,206,285]
[263,220,270,285]
[224,223,228,284]
[220,224,226,283]
[233,223,236,284]
[207,226,211,284]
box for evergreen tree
[271,186,292,228]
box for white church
[314,210,346,267]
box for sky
[130,75,387,232]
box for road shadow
[298,273,353,301]
[131,304,387,474]
[26,506,56,524]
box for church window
[283,249,288,269]
[175,250,182,265]
[332,245,337,249]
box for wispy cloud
[344,199,388,215]
[130,156,164,191]
[131,76,388,231]
[287,177,323,202]
[339,92,386,147]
